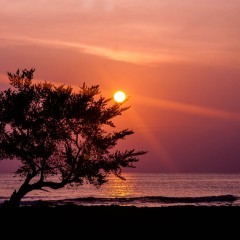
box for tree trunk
[2,176,68,208]
[2,183,32,208]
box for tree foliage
[0,69,147,207]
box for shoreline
[2,203,240,213]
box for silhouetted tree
[0,69,147,207]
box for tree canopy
[0,68,147,207]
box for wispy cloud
[0,35,185,65]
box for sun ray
[128,108,178,171]
[136,96,240,121]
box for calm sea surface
[0,173,239,207]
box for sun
[114,91,126,103]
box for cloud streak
[0,35,185,65]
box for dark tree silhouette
[0,69,147,207]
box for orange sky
[1,0,240,172]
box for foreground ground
[0,205,239,239]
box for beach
[1,205,239,239]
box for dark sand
[1,205,239,239]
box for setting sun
[114,91,126,103]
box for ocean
[0,172,239,207]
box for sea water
[0,172,239,207]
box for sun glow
[114,91,126,103]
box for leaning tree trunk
[2,182,32,208]
[2,173,69,208]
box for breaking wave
[11,194,238,207]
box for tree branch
[39,188,49,192]
[41,180,69,190]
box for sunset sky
[1,0,240,173]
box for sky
[1,0,240,173]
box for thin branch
[39,188,49,192]
[40,167,44,182]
